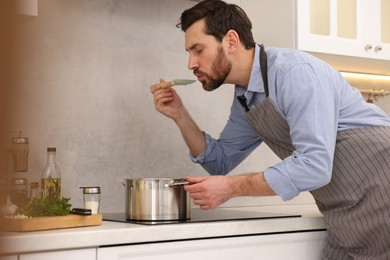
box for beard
[196,45,232,92]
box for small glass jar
[81,187,101,214]
[11,137,29,172]
[10,178,28,206]
[29,182,40,198]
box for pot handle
[165,180,189,188]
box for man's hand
[184,176,235,210]
[150,78,206,157]
[184,173,276,210]
[150,79,184,121]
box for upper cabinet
[297,0,390,61]
[241,0,390,75]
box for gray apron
[240,45,390,259]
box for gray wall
[8,0,316,213]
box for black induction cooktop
[103,208,301,225]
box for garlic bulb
[1,196,18,216]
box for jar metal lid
[12,137,29,144]
[80,187,100,194]
[11,178,28,185]
[30,182,39,188]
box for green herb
[16,197,72,217]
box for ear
[224,30,240,53]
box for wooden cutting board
[0,214,102,232]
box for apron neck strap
[259,44,269,97]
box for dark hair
[177,0,255,50]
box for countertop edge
[0,205,327,255]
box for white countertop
[0,205,326,255]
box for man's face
[185,19,231,91]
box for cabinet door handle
[364,44,372,50]
[375,46,382,52]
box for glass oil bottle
[41,147,61,198]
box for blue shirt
[191,45,390,201]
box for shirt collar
[235,44,265,100]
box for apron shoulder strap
[259,44,269,97]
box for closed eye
[187,43,204,56]
[195,47,203,54]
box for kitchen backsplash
[7,0,389,213]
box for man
[150,0,390,258]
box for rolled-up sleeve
[189,132,214,164]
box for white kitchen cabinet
[98,231,326,260]
[296,0,390,61]
[19,248,96,260]
[241,0,390,75]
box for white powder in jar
[85,201,99,214]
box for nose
[187,55,199,71]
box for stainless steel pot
[124,178,190,221]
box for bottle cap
[47,147,56,152]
